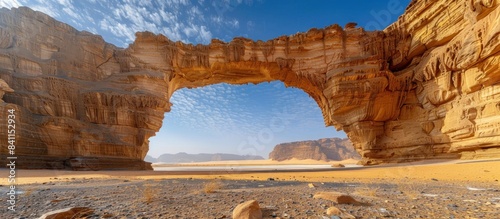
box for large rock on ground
[314,192,360,205]
[39,207,93,219]
[1,0,500,169]
[232,200,262,219]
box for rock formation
[0,0,499,169]
[269,138,360,161]
[0,79,13,101]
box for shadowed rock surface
[1,0,500,169]
[269,138,360,161]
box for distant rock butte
[144,155,158,163]
[1,0,500,169]
[269,138,360,161]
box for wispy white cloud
[187,5,203,21]
[228,19,239,29]
[0,0,22,8]
[56,0,71,7]
[29,4,60,18]
[99,16,135,41]
[99,0,222,45]
[82,8,94,23]
[8,0,247,47]
[62,7,81,20]
[3,0,264,47]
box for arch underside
[1,1,500,169]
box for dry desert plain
[1,158,500,219]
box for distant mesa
[269,138,360,162]
[146,153,264,164]
[144,155,158,163]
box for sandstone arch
[1,0,500,169]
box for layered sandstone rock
[269,138,360,161]
[364,0,500,164]
[0,7,168,169]
[0,0,499,169]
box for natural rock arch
[1,1,500,169]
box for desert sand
[153,158,360,166]
[1,159,499,218]
[2,158,499,185]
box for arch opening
[147,81,350,163]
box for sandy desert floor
[0,159,499,218]
[153,158,361,166]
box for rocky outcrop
[269,138,360,161]
[0,0,500,169]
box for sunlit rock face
[0,0,499,169]
[269,138,361,161]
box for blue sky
[1,0,410,158]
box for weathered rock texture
[269,138,360,161]
[0,0,500,169]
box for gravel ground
[2,177,500,219]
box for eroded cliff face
[0,0,499,169]
[269,138,360,162]
[0,7,169,169]
[371,0,500,163]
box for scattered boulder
[102,212,114,218]
[331,163,345,168]
[313,192,359,205]
[39,207,93,219]
[308,183,317,188]
[233,200,262,219]
[326,206,356,218]
[326,206,342,215]
[379,208,392,217]
[341,212,357,219]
